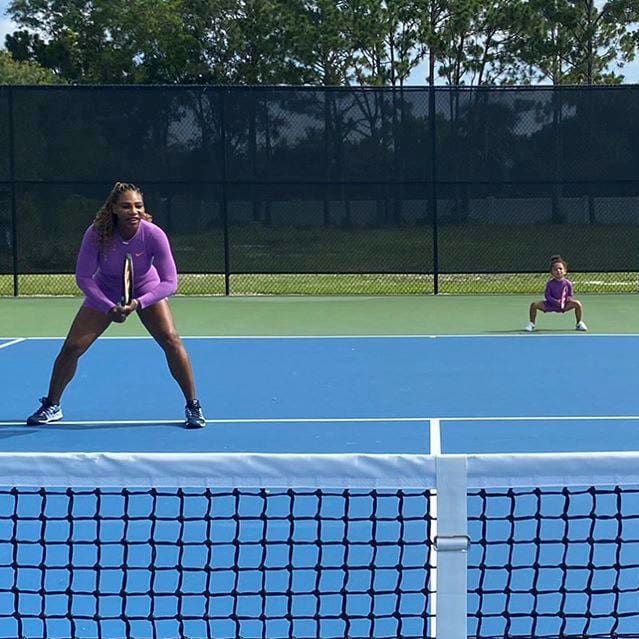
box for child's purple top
[75,219,178,314]
[544,277,573,311]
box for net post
[435,455,469,639]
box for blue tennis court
[0,334,638,639]
[1,334,638,454]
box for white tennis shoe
[524,321,535,332]
[26,398,63,425]
[576,321,588,331]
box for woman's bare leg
[137,300,197,401]
[47,305,112,404]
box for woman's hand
[122,299,140,316]
[108,306,126,323]
[108,299,138,323]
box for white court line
[440,415,639,422]
[2,333,638,341]
[0,338,26,350]
[1,417,430,427]
[429,418,441,455]
[4,415,638,427]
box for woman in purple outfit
[27,182,206,428]
[525,255,587,332]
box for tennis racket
[560,285,567,311]
[121,253,134,306]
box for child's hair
[550,254,567,270]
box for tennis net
[0,451,638,639]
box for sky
[0,1,11,48]
[1,0,638,84]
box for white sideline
[0,337,26,350]
[5,414,638,428]
[2,416,429,426]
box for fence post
[8,86,18,297]
[429,84,439,294]
[219,87,231,296]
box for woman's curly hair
[93,182,152,247]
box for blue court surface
[1,334,638,639]
[1,334,639,454]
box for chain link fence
[1,85,638,296]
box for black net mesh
[0,88,9,183]
[0,487,434,639]
[13,88,224,183]
[469,485,639,639]
[227,183,432,275]
[14,184,97,276]
[433,87,639,184]
[0,187,11,283]
[436,180,639,294]
[3,480,639,638]
[2,86,639,295]
[0,88,12,284]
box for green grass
[1,271,637,296]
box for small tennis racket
[560,285,567,311]
[121,253,134,306]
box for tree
[347,0,425,86]
[221,0,299,84]
[458,0,533,85]
[423,0,532,86]
[5,0,238,83]
[413,0,456,85]
[281,0,355,85]
[5,0,638,87]
[0,49,64,84]
[516,0,638,85]
[6,0,137,81]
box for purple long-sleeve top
[544,277,573,310]
[75,219,178,314]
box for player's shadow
[42,421,186,430]
[0,427,42,441]
[0,421,186,434]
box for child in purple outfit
[525,255,587,332]
[26,182,206,428]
